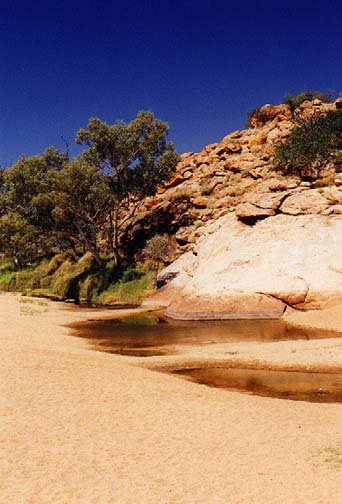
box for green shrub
[0,269,15,290]
[49,252,97,299]
[121,267,142,283]
[274,110,342,178]
[0,252,99,300]
[78,272,107,304]
[0,253,155,306]
[97,271,156,306]
[284,91,335,113]
[3,260,51,293]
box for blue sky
[1,0,341,165]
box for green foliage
[76,111,179,199]
[3,260,51,293]
[121,267,142,283]
[284,91,335,112]
[0,258,16,290]
[0,251,155,306]
[0,269,15,289]
[274,110,342,178]
[48,252,97,299]
[52,159,112,265]
[78,273,107,304]
[0,111,178,271]
[97,271,155,306]
[3,147,66,229]
[76,111,179,263]
[0,212,44,268]
[0,253,97,300]
[0,148,66,266]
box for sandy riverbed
[1,293,342,503]
[285,303,342,333]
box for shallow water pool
[173,366,342,403]
[70,313,339,357]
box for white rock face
[151,214,342,319]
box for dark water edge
[173,367,342,403]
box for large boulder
[149,213,342,319]
[248,104,292,128]
[235,202,275,222]
[245,191,289,210]
[279,189,331,215]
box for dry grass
[19,297,49,315]
[318,446,342,469]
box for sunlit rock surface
[147,214,342,319]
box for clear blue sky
[1,0,341,165]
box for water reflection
[70,313,339,357]
[173,367,342,403]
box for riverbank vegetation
[0,111,178,304]
[2,94,341,305]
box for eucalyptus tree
[76,111,179,263]
[0,112,178,268]
[0,148,67,266]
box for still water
[174,367,342,403]
[71,313,342,403]
[70,313,337,356]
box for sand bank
[285,303,342,333]
[1,294,342,503]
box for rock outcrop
[146,214,342,319]
[138,98,342,319]
[124,98,340,257]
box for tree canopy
[0,112,178,268]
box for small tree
[76,111,179,262]
[52,159,112,266]
[3,147,67,228]
[0,112,178,269]
[0,148,67,265]
[0,212,43,268]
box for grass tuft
[320,446,342,469]
[97,271,156,306]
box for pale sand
[1,294,342,504]
[285,303,342,333]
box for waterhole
[173,367,342,403]
[70,313,342,402]
[70,313,340,357]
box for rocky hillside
[139,97,342,319]
[126,98,341,257]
